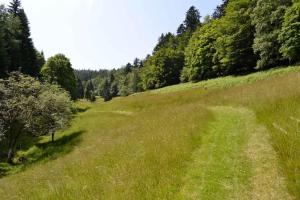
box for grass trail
[179,106,291,200]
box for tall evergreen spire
[8,0,21,15]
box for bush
[0,72,72,163]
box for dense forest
[0,0,300,163]
[76,0,300,101]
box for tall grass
[0,90,213,199]
[0,65,299,199]
[196,68,300,198]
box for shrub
[0,72,72,163]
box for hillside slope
[0,65,300,199]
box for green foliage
[0,0,42,77]
[141,47,184,90]
[8,0,21,15]
[214,0,257,75]
[4,10,22,73]
[77,59,145,101]
[36,50,45,70]
[8,0,39,76]
[17,9,38,76]
[183,6,201,32]
[279,2,300,62]
[41,54,78,100]
[84,80,95,102]
[129,70,142,93]
[110,82,119,97]
[183,21,220,82]
[183,0,257,82]
[251,0,292,69]
[102,79,112,102]
[0,72,72,163]
[153,33,175,53]
[75,69,109,82]
[212,0,229,19]
[177,6,201,34]
[0,5,9,78]
[140,6,201,90]
[76,78,84,99]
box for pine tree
[36,50,45,69]
[153,33,175,53]
[76,78,84,99]
[8,0,38,76]
[6,4,22,73]
[177,23,186,35]
[184,6,201,32]
[110,82,119,97]
[133,58,141,68]
[18,9,38,76]
[0,5,9,78]
[212,0,229,19]
[102,79,112,102]
[130,71,141,93]
[8,0,21,15]
[84,80,94,101]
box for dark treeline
[0,0,45,78]
[0,0,81,99]
[76,0,300,101]
[0,1,76,164]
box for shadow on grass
[32,130,84,162]
[72,106,90,114]
[0,130,84,178]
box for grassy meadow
[1,65,300,199]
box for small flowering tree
[0,72,72,163]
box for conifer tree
[8,0,38,76]
[102,79,112,102]
[8,0,21,15]
[36,50,45,69]
[212,0,229,19]
[76,78,84,99]
[18,9,38,76]
[0,5,9,78]
[184,6,201,32]
[84,80,94,101]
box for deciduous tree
[251,0,292,69]
[279,2,300,63]
[0,72,72,163]
[41,54,78,100]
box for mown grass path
[179,106,292,200]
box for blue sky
[0,0,222,70]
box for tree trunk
[7,127,20,164]
[7,148,14,164]
[7,137,17,164]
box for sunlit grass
[0,65,299,199]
